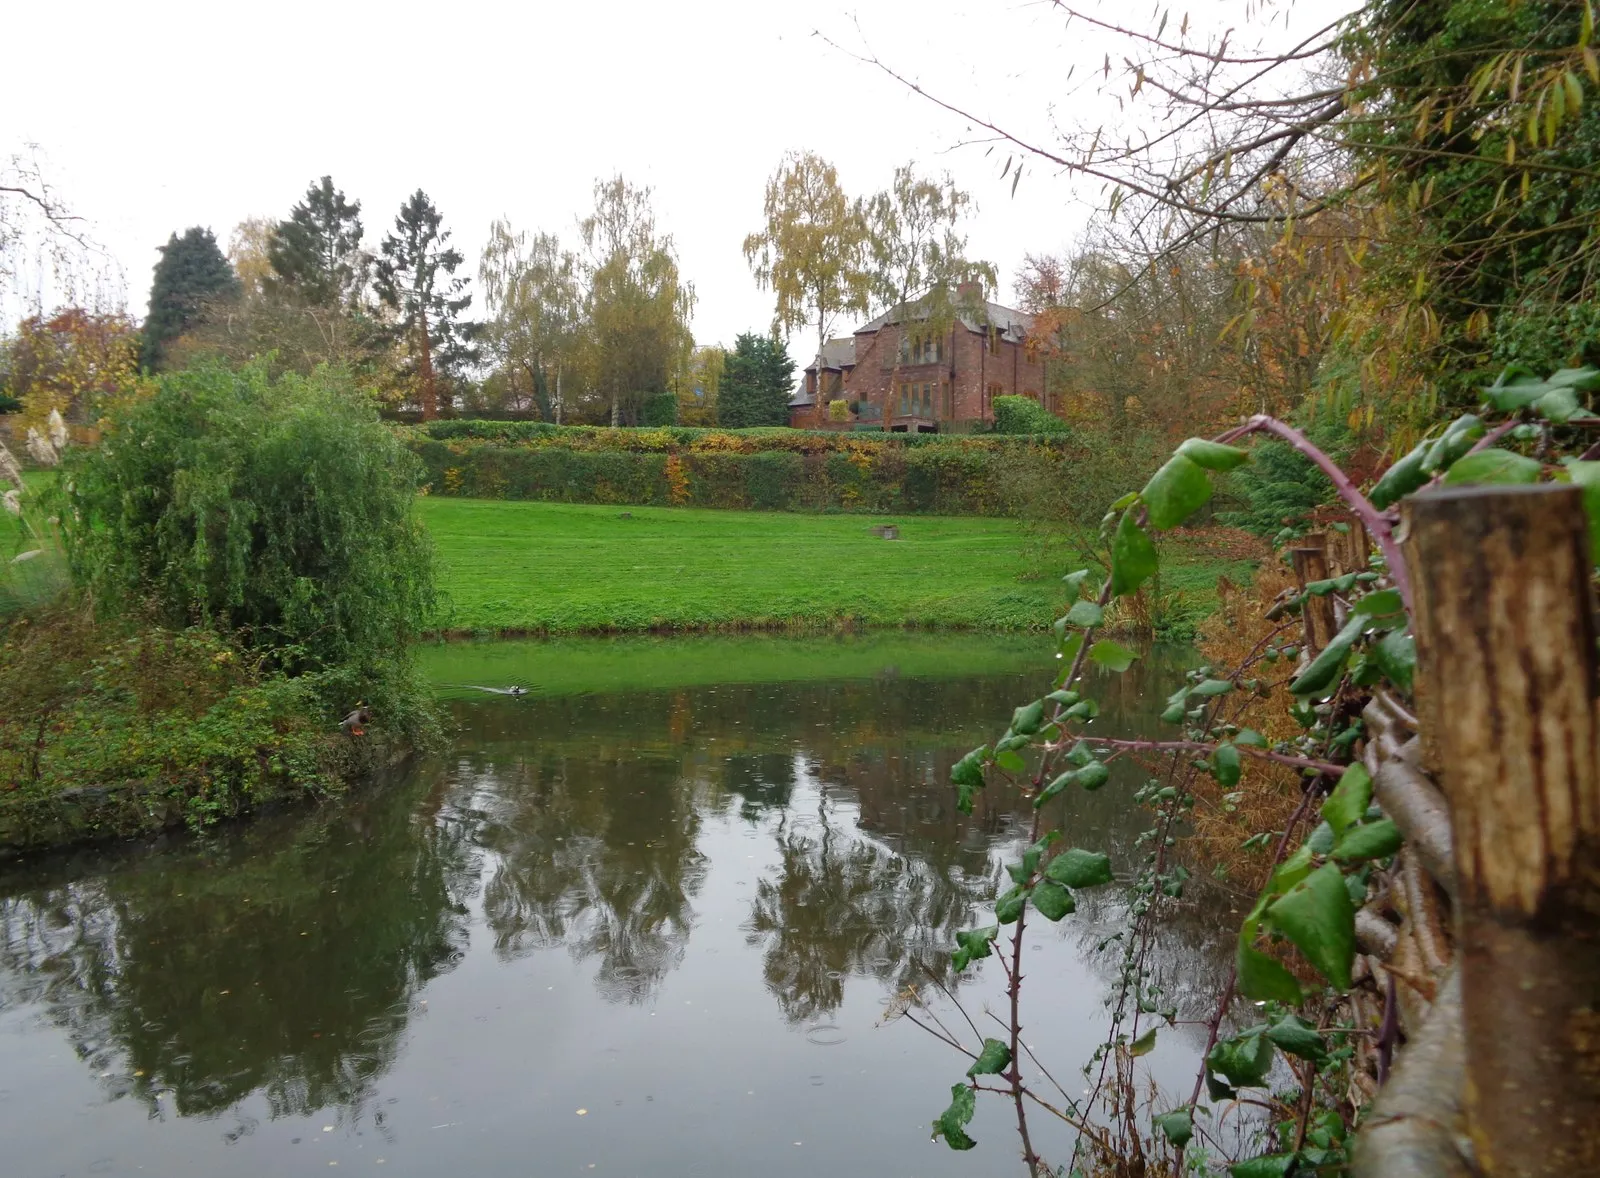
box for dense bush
[1217,418,1353,538]
[406,418,1085,516]
[60,362,437,730]
[991,395,1069,434]
[640,391,677,426]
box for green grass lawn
[418,497,1258,636]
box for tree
[479,220,584,422]
[678,344,725,426]
[266,176,368,309]
[743,152,867,424]
[374,191,477,419]
[718,333,795,428]
[579,176,694,426]
[61,360,436,716]
[142,227,238,372]
[2,306,139,427]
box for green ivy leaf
[1421,413,1485,472]
[1351,588,1404,619]
[1321,763,1373,836]
[1062,568,1093,595]
[1265,862,1356,989]
[995,887,1027,924]
[1208,1030,1273,1088]
[1046,688,1080,706]
[1266,1014,1327,1063]
[1066,599,1105,627]
[1035,770,1076,807]
[1211,742,1242,787]
[1130,1027,1158,1057]
[1046,848,1114,888]
[1235,728,1267,748]
[1090,639,1139,672]
[1535,386,1588,424]
[1110,508,1160,596]
[952,748,988,788]
[967,1037,1012,1077]
[952,925,998,971]
[1444,448,1541,486]
[1177,436,1251,471]
[1012,700,1046,735]
[1235,944,1303,1005]
[1153,1108,1194,1149]
[996,749,1027,774]
[1229,1154,1297,1178]
[931,1083,977,1150]
[1065,739,1095,767]
[1565,459,1600,566]
[1031,879,1076,921]
[1331,817,1403,862]
[1142,453,1213,529]
[1192,678,1235,696]
[1289,613,1366,697]
[1307,820,1336,855]
[1369,439,1431,509]
[1372,627,1415,695]
[1075,761,1110,791]
[1065,699,1101,721]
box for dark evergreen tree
[373,191,477,419]
[141,227,239,371]
[266,176,367,308]
[717,333,795,428]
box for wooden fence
[1290,486,1599,1177]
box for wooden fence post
[1403,484,1600,1176]
[1292,535,1335,653]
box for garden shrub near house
[990,394,1069,435]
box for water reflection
[0,769,476,1119]
[0,638,1234,1178]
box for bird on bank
[341,705,371,737]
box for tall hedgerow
[59,360,436,728]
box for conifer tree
[266,176,367,308]
[141,227,238,371]
[718,333,795,427]
[374,191,477,419]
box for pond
[0,633,1237,1177]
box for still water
[1,634,1234,1178]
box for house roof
[802,337,858,374]
[855,298,1034,344]
[788,383,815,408]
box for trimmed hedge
[406,421,1085,516]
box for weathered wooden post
[1404,483,1600,1176]
[1292,534,1335,653]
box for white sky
[5,0,1350,359]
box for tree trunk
[1403,483,1600,1177]
[555,363,563,425]
[417,315,438,420]
[1291,537,1334,653]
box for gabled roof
[802,336,858,374]
[855,298,1033,344]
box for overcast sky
[5,0,1348,357]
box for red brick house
[788,290,1046,431]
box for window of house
[921,383,933,417]
[900,330,943,365]
[984,382,1003,415]
[898,383,909,415]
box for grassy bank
[418,498,1258,635]
[420,631,1055,698]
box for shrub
[1217,418,1352,538]
[60,361,436,724]
[640,391,678,426]
[991,395,1069,435]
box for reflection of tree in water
[0,768,477,1121]
[745,797,995,1024]
[461,695,709,1005]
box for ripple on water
[803,1024,846,1047]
